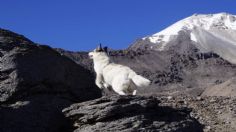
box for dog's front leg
[95,74,104,89]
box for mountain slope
[130,13,236,64]
[58,42,236,96]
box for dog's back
[102,63,150,95]
[102,63,135,85]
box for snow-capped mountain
[136,13,236,64]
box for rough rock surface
[63,95,203,132]
[201,77,236,97]
[0,29,101,102]
[161,96,236,132]
[0,28,101,132]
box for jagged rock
[0,28,101,102]
[0,28,101,132]
[63,95,203,132]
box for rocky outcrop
[63,95,203,132]
[0,28,101,132]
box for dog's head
[88,44,108,59]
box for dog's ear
[95,43,103,52]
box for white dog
[88,44,150,95]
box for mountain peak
[132,13,236,64]
[188,12,236,29]
[143,13,236,45]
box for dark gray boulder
[0,28,101,132]
[63,95,203,132]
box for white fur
[89,49,150,95]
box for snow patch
[190,33,197,42]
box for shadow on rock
[0,95,74,132]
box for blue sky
[0,0,236,51]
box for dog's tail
[131,74,151,87]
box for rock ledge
[63,95,203,132]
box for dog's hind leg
[127,79,137,95]
[112,84,127,95]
